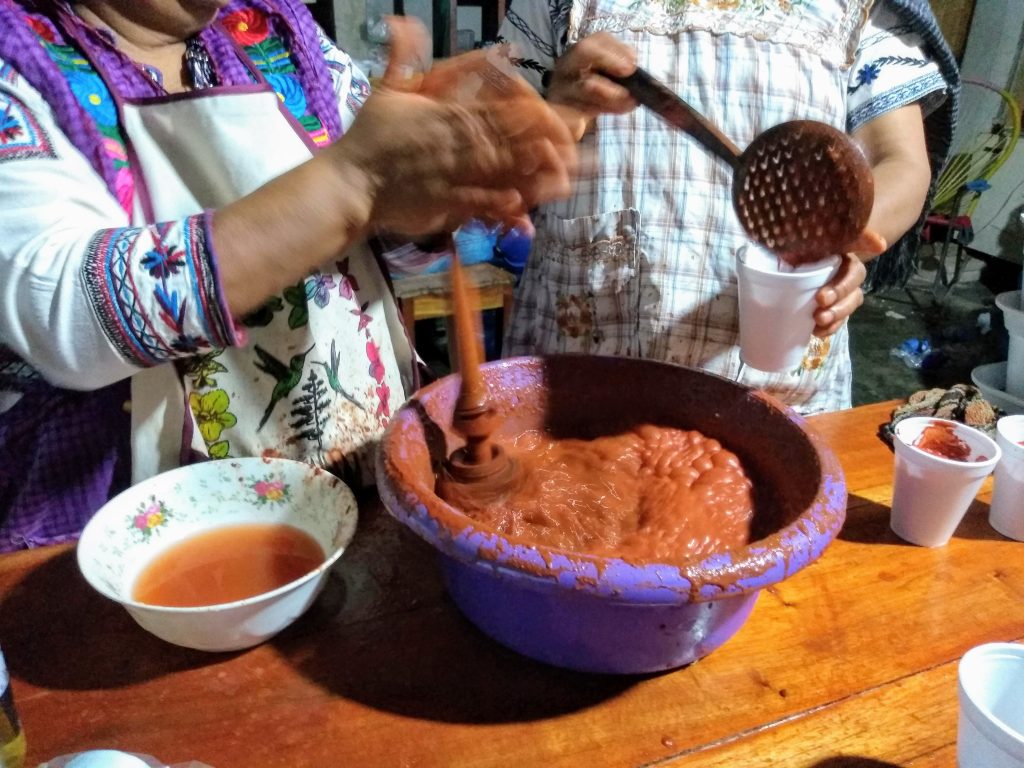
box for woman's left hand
[812,253,868,338]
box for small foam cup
[735,245,839,372]
[990,414,1024,541]
[957,642,1024,768]
[890,417,1001,547]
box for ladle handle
[608,67,742,169]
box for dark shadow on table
[808,759,902,768]
[276,503,640,725]
[838,494,1009,545]
[0,548,232,690]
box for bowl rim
[76,456,356,613]
[376,355,848,605]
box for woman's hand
[813,253,868,338]
[329,17,577,236]
[546,33,637,139]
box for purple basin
[375,355,846,674]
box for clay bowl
[376,355,846,674]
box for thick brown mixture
[450,425,755,561]
[913,421,973,461]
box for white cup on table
[989,414,1024,541]
[890,417,1001,547]
[735,244,839,373]
[957,642,1024,768]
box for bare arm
[814,103,932,335]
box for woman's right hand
[546,33,637,139]
[329,18,577,237]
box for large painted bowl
[375,356,846,674]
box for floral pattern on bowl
[77,457,358,651]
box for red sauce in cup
[913,421,973,462]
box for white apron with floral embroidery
[504,0,872,414]
[121,85,413,486]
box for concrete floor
[849,252,1021,406]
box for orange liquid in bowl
[133,523,325,607]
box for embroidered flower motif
[335,258,360,300]
[856,62,881,87]
[366,339,386,383]
[252,477,288,503]
[113,166,134,213]
[223,9,270,46]
[0,110,23,144]
[351,302,372,333]
[266,72,308,119]
[305,272,336,309]
[26,17,57,43]
[375,382,391,420]
[66,70,117,125]
[130,496,171,540]
[189,389,238,446]
[800,335,832,372]
[555,293,596,340]
[141,240,184,279]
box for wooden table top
[2,400,1021,768]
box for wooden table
[3,401,1022,767]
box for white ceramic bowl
[971,361,1024,415]
[77,457,357,652]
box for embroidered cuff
[82,212,242,367]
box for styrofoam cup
[735,245,839,372]
[996,291,1024,399]
[957,642,1024,768]
[890,417,1001,547]
[990,415,1024,541]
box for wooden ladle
[435,249,520,505]
[609,67,874,265]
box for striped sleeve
[847,3,948,133]
[0,61,240,391]
[498,0,573,94]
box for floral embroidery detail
[366,339,385,383]
[26,17,58,43]
[130,495,171,540]
[65,69,118,125]
[800,335,832,372]
[183,351,229,389]
[189,389,237,458]
[555,292,597,340]
[646,0,805,12]
[0,94,56,160]
[848,56,931,95]
[305,272,335,309]
[335,258,360,300]
[351,302,372,333]
[252,476,289,503]
[223,9,270,46]
[375,382,391,420]
[266,72,307,118]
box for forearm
[212,151,375,317]
[852,103,932,262]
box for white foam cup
[890,417,1001,547]
[996,291,1024,399]
[735,245,840,373]
[990,414,1024,541]
[957,642,1024,768]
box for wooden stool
[393,263,516,370]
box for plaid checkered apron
[504,0,876,414]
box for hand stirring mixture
[609,67,875,265]
[435,248,520,505]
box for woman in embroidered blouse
[0,0,576,550]
[499,0,959,415]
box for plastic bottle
[0,647,25,768]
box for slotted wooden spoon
[609,67,874,264]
